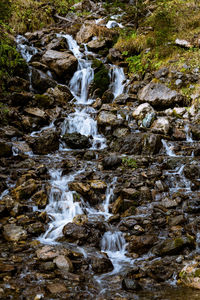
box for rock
[175,39,192,48]
[111,133,162,155]
[27,128,60,154]
[122,278,141,291]
[62,132,91,149]
[102,155,122,169]
[69,182,90,195]
[128,235,157,255]
[62,223,88,243]
[36,245,59,261]
[24,107,47,119]
[47,283,67,294]
[34,94,54,109]
[90,180,107,191]
[91,256,113,274]
[152,236,195,256]
[47,84,73,104]
[53,255,73,272]
[113,127,130,138]
[87,38,112,52]
[12,179,38,201]
[107,48,123,63]
[154,67,169,79]
[3,224,27,241]
[32,190,48,208]
[31,68,56,93]
[138,83,183,108]
[112,196,123,214]
[102,90,114,103]
[46,37,69,51]
[10,92,33,106]
[114,93,134,105]
[122,188,140,200]
[76,24,97,44]
[161,197,179,208]
[42,50,78,80]
[179,263,200,290]
[184,164,200,179]
[0,140,12,157]
[132,103,155,120]
[151,117,170,134]
[97,111,123,126]
[91,61,110,97]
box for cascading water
[39,169,84,244]
[109,65,126,99]
[58,34,106,150]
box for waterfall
[109,65,126,99]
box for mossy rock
[91,59,110,97]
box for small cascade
[162,139,176,157]
[39,169,84,244]
[103,176,117,216]
[58,34,106,150]
[185,124,193,142]
[109,65,126,99]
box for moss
[122,156,137,169]
[194,269,200,278]
[174,237,184,248]
[92,60,110,97]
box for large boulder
[138,83,184,108]
[47,85,73,105]
[151,117,170,134]
[132,103,155,120]
[42,50,78,80]
[31,68,56,93]
[110,133,162,155]
[76,24,98,44]
[0,140,12,157]
[27,128,60,154]
[3,224,27,242]
[127,234,158,255]
[62,132,91,149]
[87,38,112,53]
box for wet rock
[91,256,113,274]
[47,84,73,105]
[36,245,59,261]
[152,236,195,256]
[62,132,91,149]
[102,90,114,103]
[27,128,60,154]
[90,180,107,191]
[132,103,155,120]
[3,224,27,241]
[53,255,73,272]
[31,68,56,93]
[127,235,158,255]
[34,94,54,109]
[179,263,200,289]
[154,67,169,79]
[10,91,33,106]
[112,196,123,214]
[76,24,98,44]
[63,223,88,243]
[87,38,112,52]
[46,37,69,51]
[111,133,162,155]
[138,83,183,108]
[32,190,48,208]
[47,283,67,294]
[42,50,78,80]
[151,117,170,134]
[24,107,48,120]
[102,155,122,169]
[12,179,38,201]
[113,127,130,138]
[27,222,45,235]
[97,111,123,126]
[122,188,140,200]
[68,182,90,194]
[0,140,12,157]
[122,278,141,291]
[184,164,200,179]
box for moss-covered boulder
[91,60,110,97]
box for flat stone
[3,224,27,241]
[36,245,59,261]
[47,283,67,294]
[53,255,73,272]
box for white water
[109,65,126,99]
[39,169,84,244]
[58,34,106,150]
[185,124,193,142]
[162,139,176,157]
[16,35,38,62]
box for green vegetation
[92,59,110,97]
[114,0,200,76]
[122,156,137,169]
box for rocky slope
[0,1,200,299]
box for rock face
[3,224,27,241]
[27,128,60,154]
[138,83,183,108]
[42,50,78,80]
[31,68,56,93]
[62,132,91,149]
